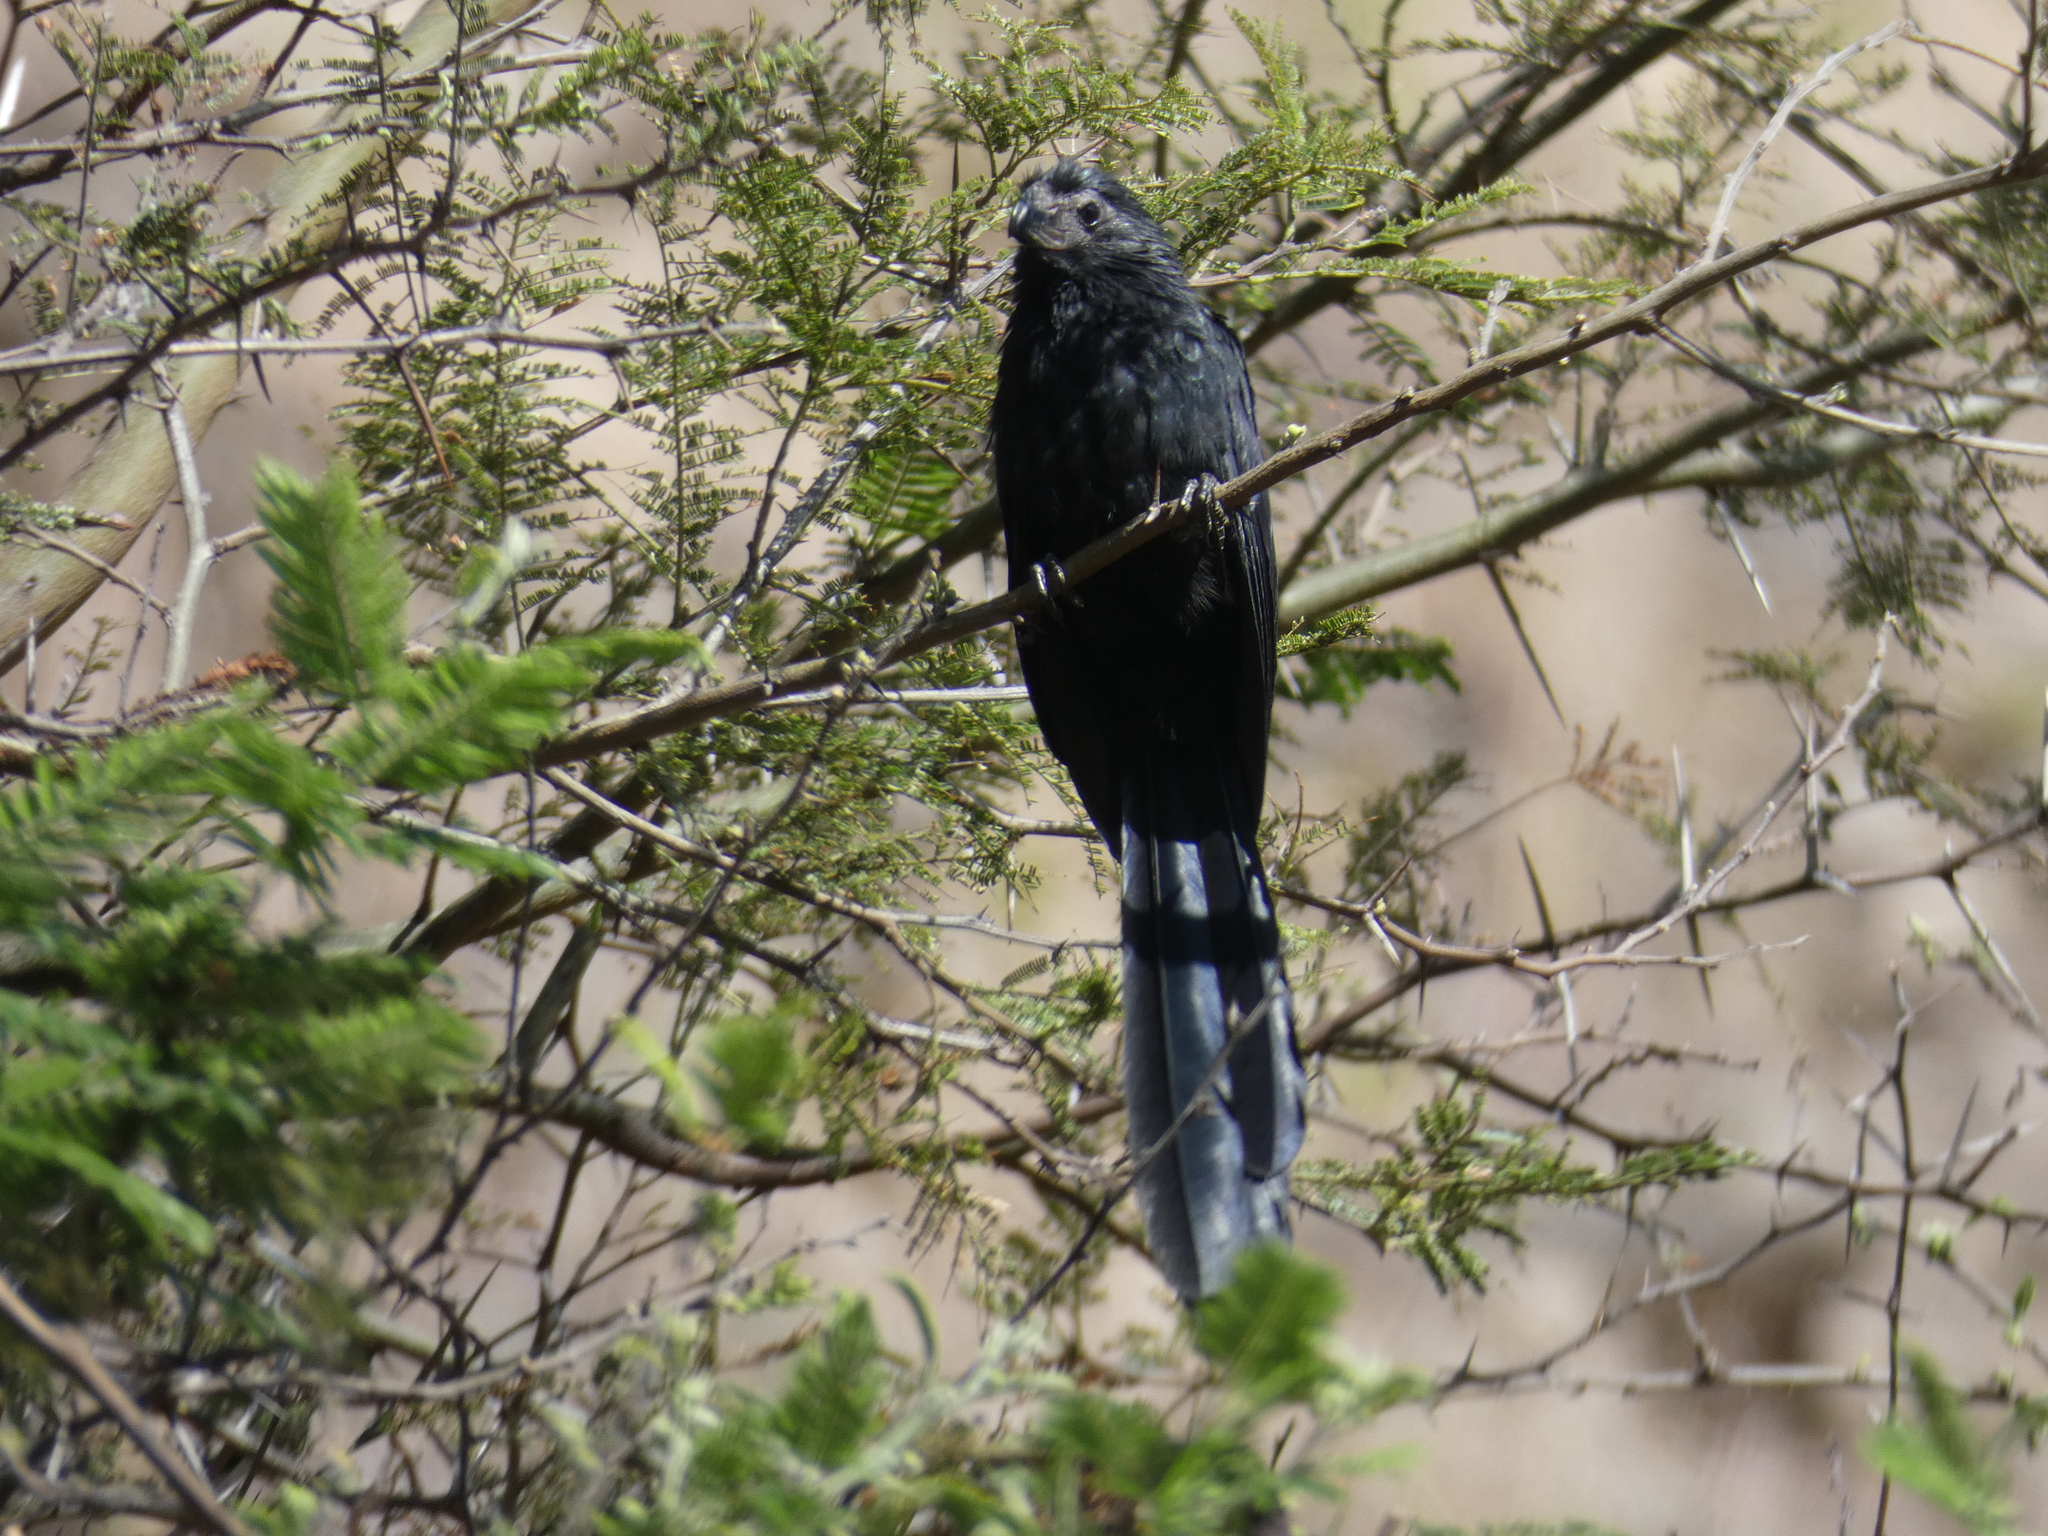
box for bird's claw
[1032,557,1070,601]
[1179,473,1229,549]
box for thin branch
[156,380,216,691]
[1442,1361,2025,1398]
[0,317,789,377]
[522,1078,1119,1190]
[535,298,1966,767]
[697,259,1011,655]
[531,766,1094,1080]
[1696,21,1912,266]
[531,478,1216,764]
[753,683,1032,712]
[0,1267,257,1536]
[9,523,171,618]
[1278,302,2016,622]
[1294,805,2042,1056]
[1615,632,1890,958]
[1368,907,1803,979]
[1011,988,1287,1319]
[1653,321,2048,461]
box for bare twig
[155,377,216,691]
[1946,876,2045,1039]
[1655,322,2048,461]
[1010,987,1286,1320]
[10,523,169,619]
[697,260,1011,656]
[1611,631,1890,958]
[1365,906,1803,980]
[0,1268,257,1536]
[0,317,789,377]
[1696,22,1911,266]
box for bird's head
[1007,160,1179,276]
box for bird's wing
[1191,309,1280,813]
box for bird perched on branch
[993,159,1305,1301]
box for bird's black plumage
[992,160,1305,1300]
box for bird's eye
[1075,199,1101,228]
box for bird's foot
[1180,473,1229,548]
[1031,557,1071,602]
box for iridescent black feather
[993,161,1305,1300]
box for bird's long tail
[1119,745,1306,1301]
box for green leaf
[1193,1242,1347,1403]
[888,1274,940,1372]
[1036,1391,1178,1497]
[775,1294,886,1468]
[452,517,540,630]
[332,644,587,791]
[1281,612,1459,716]
[927,16,1208,159]
[199,717,361,889]
[611,1016,702,1134]
[1293,1094,1742,1291]
[0,1123,215,1254]
[693,1002,807,1152]
[1275,605,1381,658]
[0,706,247,927]
[257,459,407,701]
[847,443,963,545]
[549,627,708,674]
[1862,1349,2018,1536]
[244,1482,322,1536]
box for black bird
[992,160,1305,1300]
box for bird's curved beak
[1008,184,1070,250]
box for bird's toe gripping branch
[1016,557,1076,637]
[1180,473,1229,549]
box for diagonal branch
[1244,0,1759,354]
[524,1080,1124,1189]
[533,146,2048,766]
[1292,811,2044,1055]
[0,1268,257,1536]
[1232,146,2048,529]
[1275,301,2017,621]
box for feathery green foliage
[1296,1095,1743,1289]
[1863,1350,2028,1536]
[6,0,2048,1524]
[258,460,408,700]
[549,1250,1422,1536]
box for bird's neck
[1019,274,1204,352]
[1014,255,1199,326]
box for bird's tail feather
[1120,746,1305,1301]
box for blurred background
[6,0,2048,1526]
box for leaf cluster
[546,1248,1425,1536]
[1297,1094,1742,1289]
[9,0,2048,1525]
